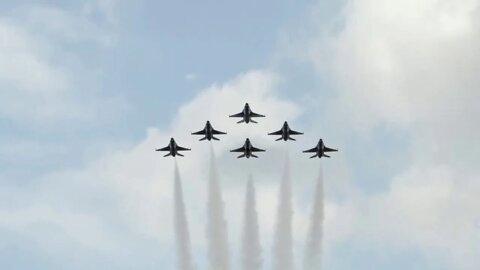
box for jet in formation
[268,121,303,141]
[303,139,338,158]
[156,138,191,157]
[230,138,266,158]
[191,121,227,141]
[229,103,265,124]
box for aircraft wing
[251,146,265,152]
[303,147,317,153]
[289,129,303,135]
[268,129,282,135]
[212,129,227,135]
[229,112,244,118]
[176,146,191,151]
[192,129,206,135]
[324,146,338,152]
[230,146,245,152]
[156,146,170,151]
[250,111,265,117]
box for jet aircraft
[230,138,266,158]
[191,121,227,141]
[156,138,191,157]
[229,103,265,124]
[303,139,337,158]
[268,121,303,141]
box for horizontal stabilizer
[323,154,330,158]
[200,137,207,141]
[164,153,172,157]
[177,153,184,157]
[237,120,245,124]
[288,137,296,141]
[212,136,220,141]
[276,137,283,141]
[237,154,246,158]
[251,154,258,158]
[250,119,258,124]
[310,154,317,159]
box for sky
[1,0,479,269]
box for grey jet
[191,121,227,141]
[303,139,338,158]
[268,121,303,141]
[156,138,191,157]
[230,138,266,158]
[229,103,265,124]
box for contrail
[173,161,195,270]
[206,146,230,270]
[272,154,295,270]
[303,165,324,270]
[241,175,262,270]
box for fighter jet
[303,139,338,158]
[230,138,266,158]
[191,121,227,141]
[229,103,265,124]
[155,138,191,157]
[268,121,304,141]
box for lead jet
[303,139,338,158]
[155,138,191,157]
[229,103,265,124]
[268,121,303,141]
[230,138,266,158]
[191,121,227,141]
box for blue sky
[1,0,479,270]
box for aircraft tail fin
[237,154,246,158]
[237,120,245,124]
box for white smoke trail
[303,165,324,270]
[272,154,295,270]
[241,175,262,270]
[206,146,230,270]
[174,161,195,270]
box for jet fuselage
[281,122,290,141]
[243,104,252,123]
[169,139,178,156]
[204,121,214,140]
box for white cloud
[311,0,480,134]
[0,4,121,125]
[185,73,198,81]
[304,0,480,269]
[0,69,304,268]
